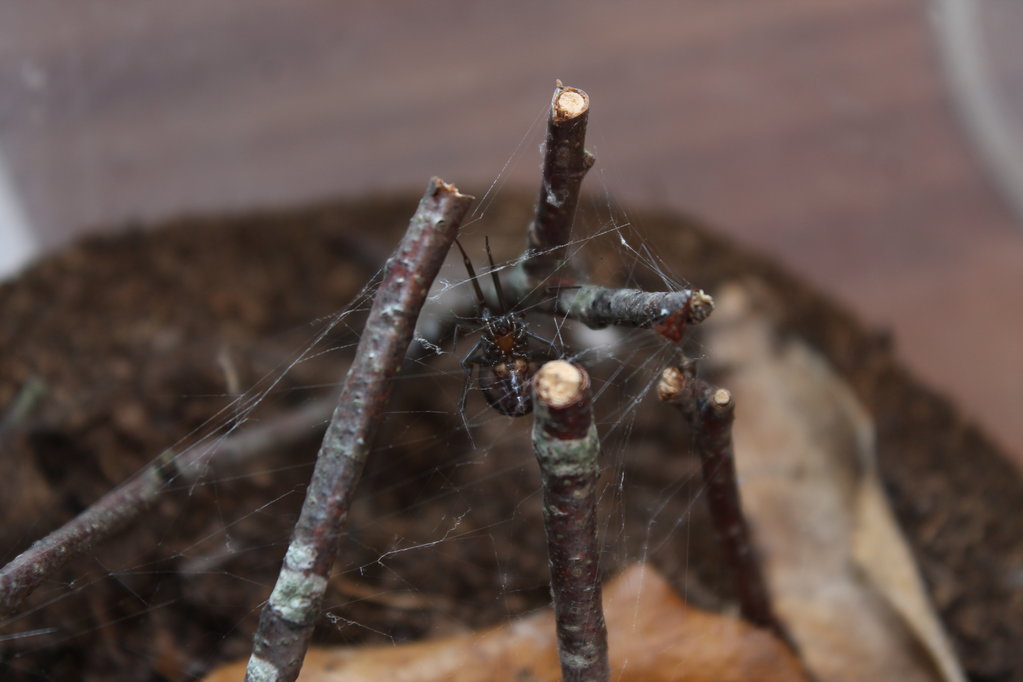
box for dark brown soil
[1,191,1020,681]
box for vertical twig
[244,178,472,682]
[532,360,610,682]
[522,81,596,288]
[658,363,796,650]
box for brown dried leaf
[203,563,807,682]
[704,282,965,682]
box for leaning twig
[658,363,795,650]
[523,81,595,287]
[0,397,335,618]
[244,178,472,682]
[532,360,610,682]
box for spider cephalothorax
[455,238,555,418]
[474,309,534,416]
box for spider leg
[525,329,562,362]
[450,318,480,350]
[459,340,487,416]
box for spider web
[0,120,724,681]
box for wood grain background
[3,0,1022,466]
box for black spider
[454,237,557,417]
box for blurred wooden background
[2,0,1022,466]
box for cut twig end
[535,360,587,408]
[533,361,594,442]
[657,366,686,403]
[689,290,715,322]
[711,388,733,410]
[427,176,464,198]
[425,178,474,211]
[649,290,714,343]
[553,87,589,122]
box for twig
[532,360,609,682]
[501,81,715,340]
[0,397,334,618]
[0,266,466,620]
[552,284,714,341]
[658,363,795,650]
[244,178,472,682]
[523,81,596,287]
[503,274,714,342]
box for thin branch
[658,363,795,650]
[0,228,468,620]
[532,360,610,682]
[552,284,714,341]
[0,397,334,618]
[523,81,596,287]
[502,275,714,342]
[244,178,472,682]
[497,81,714,341]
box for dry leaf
[203,563,807,682]
[853,474,965,682]
[704,281,965,682]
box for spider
[454,237,559,418]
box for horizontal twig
[553,285,714,341]
[244,178,472,682]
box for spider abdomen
[480,357,535,417]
